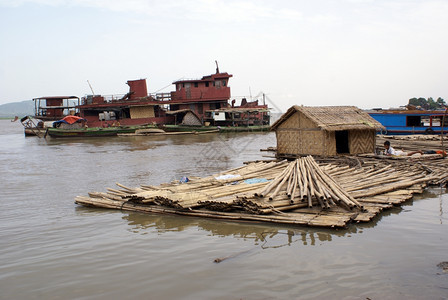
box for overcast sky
[0,0,447,112]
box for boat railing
[82,92,172,104]
[102,94,128,102]
[152,93,172,101]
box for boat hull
[162,125,270,133]
[46,125,156,138]
[369,110,448,135]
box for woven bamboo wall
[298,112,316,128]
[276,130,300,155]
[349,130,375,154]
[182,112,202,125]
[130,106,155,119]
[280,111,300,128]
[326,131,336,156]
[276,111,330,156]
[276,111,301,156]
[276,129,329,156]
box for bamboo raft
[75,155,444,228]
[376,135,448,153]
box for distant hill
[0,100,34,118]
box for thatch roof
[270,105,385,131]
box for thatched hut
[270,106,384,157]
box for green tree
[436,97,446,107]
[408,97,427,107]
[427,97,438,110]
[408,97,445,109]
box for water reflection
[120,211,376,247]
[74,199,416,248]
[74,172,448,252]
[42,131,250,147]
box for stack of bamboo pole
[108,160,287,211]
[237,156,363,213]
[376,135,447,152]
[75,153,442,227]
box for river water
[0,119,447,299]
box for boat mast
[87,80,95,95]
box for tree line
[408,97,446,110]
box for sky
[0,0,447,112]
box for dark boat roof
[33,96,79,100]
[172,72,233,84]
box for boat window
[215,81,221,88]
[194,82,198,88]
[431,116,448,127]
[443,118,448,127]
[432,116,441,126]
[407,116,422,127]
[222,80,226,86]
[205,82,209,87]
[421,117,430,126]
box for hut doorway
[335,130,349,154]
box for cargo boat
[77,64,270,130]
[368,108,448,135]
[21,96,80,136]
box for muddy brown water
[1,120,447,299]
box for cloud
[0,0,304,22]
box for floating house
[271,106,384,157]
[21,96,80,136]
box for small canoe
[118,129,219,136]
